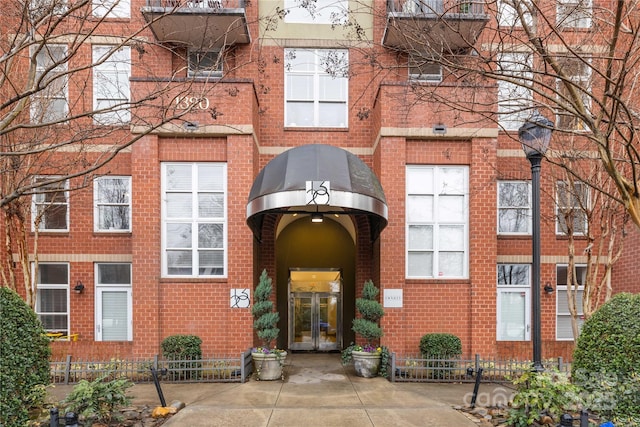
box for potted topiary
[251,269,287,380]
[341,279,387,378]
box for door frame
[287,268,343,352]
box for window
[406,166,469,278]
[188,50,223,77]
[95,263,132,341]
[556,181,588,235]
[162,163,227,277]
[31,44,68,123]
[409,56,442,82]
[498,181,531,234]
[497,52,533,130]
[497,0,533,27]
[29,0,67,20]
[32,177,69,231]
[497,264,530,341]
[284,0,347,24]
[285,49,348,128]
[94,176,131,232]
[402,0,444,14]
[556,57,591,130]
[35,263,69,337]
[557,0,591,28]
[556,264,586,340]
[93,45,131,125]
[93,0,130,18]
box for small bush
[352,280,384,344]
[0,287,51,427]
[62,375,133,426]
[161,334,202,380]
[419,333,462,358]
[251,269,280,349]
[572,292,640,423]
[508,369,583,427]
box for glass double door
[288,270,342,351]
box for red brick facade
[5,0,633,363]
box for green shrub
[508,369,583,427]
[62,374,133,426]
[419,333,462,358]
[0,287,51,427]
[161,334,202,380]
[572,292,640,423]
[351,280,384,344]
[251,269,280,349]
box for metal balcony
[382,0,489,54]
[141,0,250,49]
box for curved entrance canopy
[247,144,388,240]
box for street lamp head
[519,110,554,159]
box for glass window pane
[38,264,68,284]
[198,193,224,218]
[407,195,433,222]
[166,223,192,248]
[38,288,67,312]
[102,291,128,341]
[99,206,130,230]
[41,204,67,229]
[167,251,193,275]
[40,314,68,331]
[166,194,192,218]
[499,208,529,233]
[439,195,465,222]
[408,225,433,250]
[408,252,432,277]
[285,49,316,71]
[198,164,223,191]
[407,168,433,194]
[286,102,314,126]
[98,264,131,285]
[439,252,464,277]
[319,75,347,100]
[498,265,529,285]
[439,225,464,250]
[318,102,346,127]
[198,251,224,275]
[438,168,465,194]
[286,74,314,100]
[198,224,223,248]
[97,178,130,204]
[165,164,192,190]
[498,291,526,340]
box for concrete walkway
[124,353,513,427]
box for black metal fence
[50,349,253,384]
[389,353,571,382]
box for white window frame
[556,264,586,340]
[283,0,347,24]
[161,163,227,278]
[557,0,591,28]
[94,176,132,232]
[497,180,531,235]
[406,165,469,279]
[32,176,69,232]
[93,0,130,18]
[556,181,589,235]
[556,57,591,131]
[497,0,533,27]
[497,264,531,341]
[92,45,131,125]
[95,263,132,341]
[284,48,349,128]
[34,262,70,338]
[408,55,442,83]
[31,44,68,123]
[497,52,533,130]
[188,49,223,77]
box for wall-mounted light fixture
[544,282,554,294]
[433,124,447,135]
[311,212,323,223]
[74,281,85,294]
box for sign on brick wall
[230,289,250,308]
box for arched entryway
[246,144,388,352]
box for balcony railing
[141,0,249,48]
[383,0,489,54]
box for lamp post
[518,110,553,372]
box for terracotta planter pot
[252,351,287,380]
[352,350,381,378]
